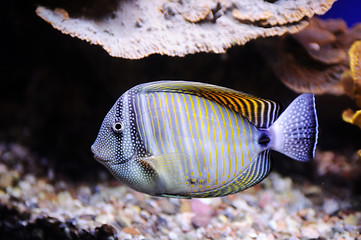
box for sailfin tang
[269,94,318,162]
[141,81,281,128]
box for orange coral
[342,41,361,131]
[342,109,361,129]
[349,40,361,107]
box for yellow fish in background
[91,81,318,198]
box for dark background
[2,1,361,186]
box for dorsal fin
[141,81,281,128]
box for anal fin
[158,194,191,199]
[191,150,272,198]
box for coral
[36,0,336,59]
[263,18,361,94]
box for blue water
[321,0,361,27]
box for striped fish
[91,81,318,198]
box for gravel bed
[0,143,360,240]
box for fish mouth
[93,154,102,162]
[91,145,96,155]
[91,145,135,164]
[91,145,102,162]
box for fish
[91,81,318,198]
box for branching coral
[36,0,336,59]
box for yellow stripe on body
[171,93,188,173]
[214,103,231,179]
[189,95,207,171]
[146,94,162,154]
[224,107,238,178]
[163,93,178,153]
[247,120,255,160]
[241,161,257,186]
[247,98,260,153]
[182,94,202,177]
[240,114,252,164]
[208,99,224,183]
[176,94,193,171]
[156,93,178,174]
[201,98,212,169]
[156,93,171,151]
[232,110,244,169]
[151,94,166,153]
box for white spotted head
[91,92,143,167]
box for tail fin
[268,94,318,162]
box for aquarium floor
[0,143,360,240]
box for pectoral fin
[141,152,187,193]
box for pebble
[323,198,340,215]
[0,171,15,189]
[159,198,177,215]
[122,227,140,235]
[168,231,178,240]
[270,173,293,192]
[301,223,320,239]
[177,212,194,232]
[117,215,131,228]
[344,213,358,226]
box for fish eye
[112,121,124,133]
